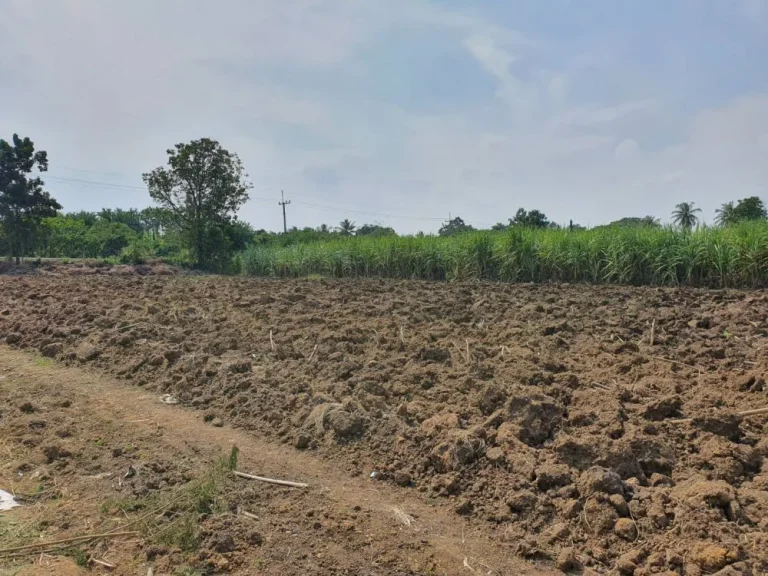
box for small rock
[578,466,625,496]
[608,493,629,516]
[148,355,164,366]
[556,548,579,572]
[689,544,736,572]
[247,531,263,546]
[5,333,21,345]
[210,417,224,428]
[0,309,10,316]
[40,343,63,358]
[163,349,183,363]
[111,447,123,457]
[540,522,570,544]
[295,433,311,450]
[649,472,674,487]
[560,499,582,519]
[421,412,460,434]
[647,552,665,567]
[506,490,537,513]
[77,345,101,362]
[666,550,684,566]
[614,518,638,540]
[485,446,506,465]
[227,359,252,374]
[454,498,473,515]
[394,471,412,487]
[535,464,573,491]
[213,532,236,553]
[615,557,637,575]
[642,396,682,421]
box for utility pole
[278,190,291,233]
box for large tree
[143,138,251,267]
[0,134,61,263]
[671,202,701,230]
[439,216,474,237]
[715,197,767,226]
[510,207,551,228]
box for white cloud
[0,0,766,232]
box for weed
[33,357,53,367]
[64,546,89,568]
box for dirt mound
[1,276,767,574]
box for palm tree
[338,219,356,236]
[641,215,660,227]
[671,202,701,230]
[715,202,736,227]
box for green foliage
[606,216,660,228]
[671,201,701,230]
[438,216,474,237]
[338,219,356,236]
[717,197,767,226]
[143,138,252,267]
[242,222,768,288]
[0,134,61,262]
[510,207,552,228]
[356,223,396,237]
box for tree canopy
[0,134,61,263]
[716,197,767,226]
[439,216,474,237]
[142,138,251,267]
[338,219,356,236]
[671,202,701,230]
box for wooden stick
[465,339,471,363]
[307,344,317,362]
[269,330,276,351]
[668,406,768,425]
[234,470,308,488]
[649,319,655,347]
[0,531,138,555]
[90,558,116,569]
[239,510,260,521]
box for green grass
[241,222,768,288]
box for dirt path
[0,347,546,575]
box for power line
[42,172,494,228]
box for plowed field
[1,273,767,575]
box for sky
[1,0,767,233]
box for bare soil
[1,275,767,575]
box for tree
[439,216,474,237]
[491,222,509,231]
[717,197,767,226]
[0,135,61,263]
[733,197,767,221]
[608,216,660,227]
[356,223,396,237]
[715,202,736,226]
[510,208,551,228]
[671,202,701,230]
[142,138,252,267]
[338,219,356,236]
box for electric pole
[278,190,291,233]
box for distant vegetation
[243,222,768,288]
[2,132,768,286]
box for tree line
[2,133,766,268]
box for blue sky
[1,0,767,232]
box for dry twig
[668,406,768,425]
[0,531,138,555]
[234,470,308,488]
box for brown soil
[1,276,767,575]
